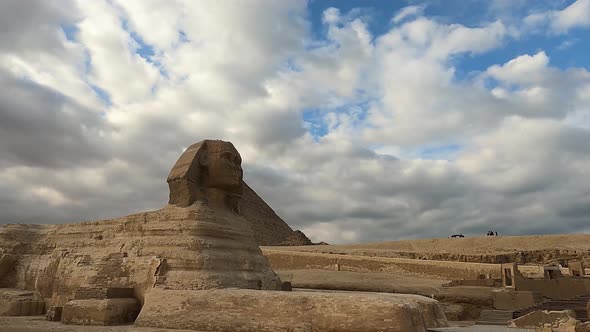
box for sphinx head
[167,140,243,212]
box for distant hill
[267,234,590,265]
[240,182,312,246]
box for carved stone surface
[166,139,310,245]
[135,288,449,332]
[167,140,243,212]
[0,140,282,308]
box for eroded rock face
[0,139,282,307]
[136,288,449,332]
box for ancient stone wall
[444,278,499,287]
[263,249,502,280]
[501,262,590,300]
[493,290,543,310]
[0,289,45,316]
[515,278,590,299]
[569,261,586,277]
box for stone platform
[0,289,45,316]
[62,298,140,326]
[135,288,449,332]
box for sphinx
[0,140,282,308]
[167,139,244,212]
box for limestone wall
[0,289,45,316]
[502,262,590,300]
[263,249,502,280]
[493,290,543,310]
[135,288,449,332]
[515,278,590,299]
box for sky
[1,0,590,244]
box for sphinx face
[206,141,243,191]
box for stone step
[475,320,511,326]
[512,295,590,322]
[476,310,514,325]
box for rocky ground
[0,316,199,332]
[264,233,590,264]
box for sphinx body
[0,140,281,306]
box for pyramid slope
[240,182,310,246]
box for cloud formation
[525,0,590,34]
[1,0,590,244]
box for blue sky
[308,0,589,72]
[63,0,590,125]
[302,0,590,160]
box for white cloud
[29,187,70,207]
[76,0,160,105]
[551,0,590,33]
[114,0,184,50]
[360,18,509,146]
[525,0,590,34]
[392,5,425,24]
[1,1,590,244]
[487,51,550,84]
[323,7,341,25]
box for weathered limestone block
[135,288,449,332]
[0,289,45,316]
[0,254,16,287]
[510,309,578,329]
[493,289,542,310]
[62,298,140,325]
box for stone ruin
[0,139,449,331]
